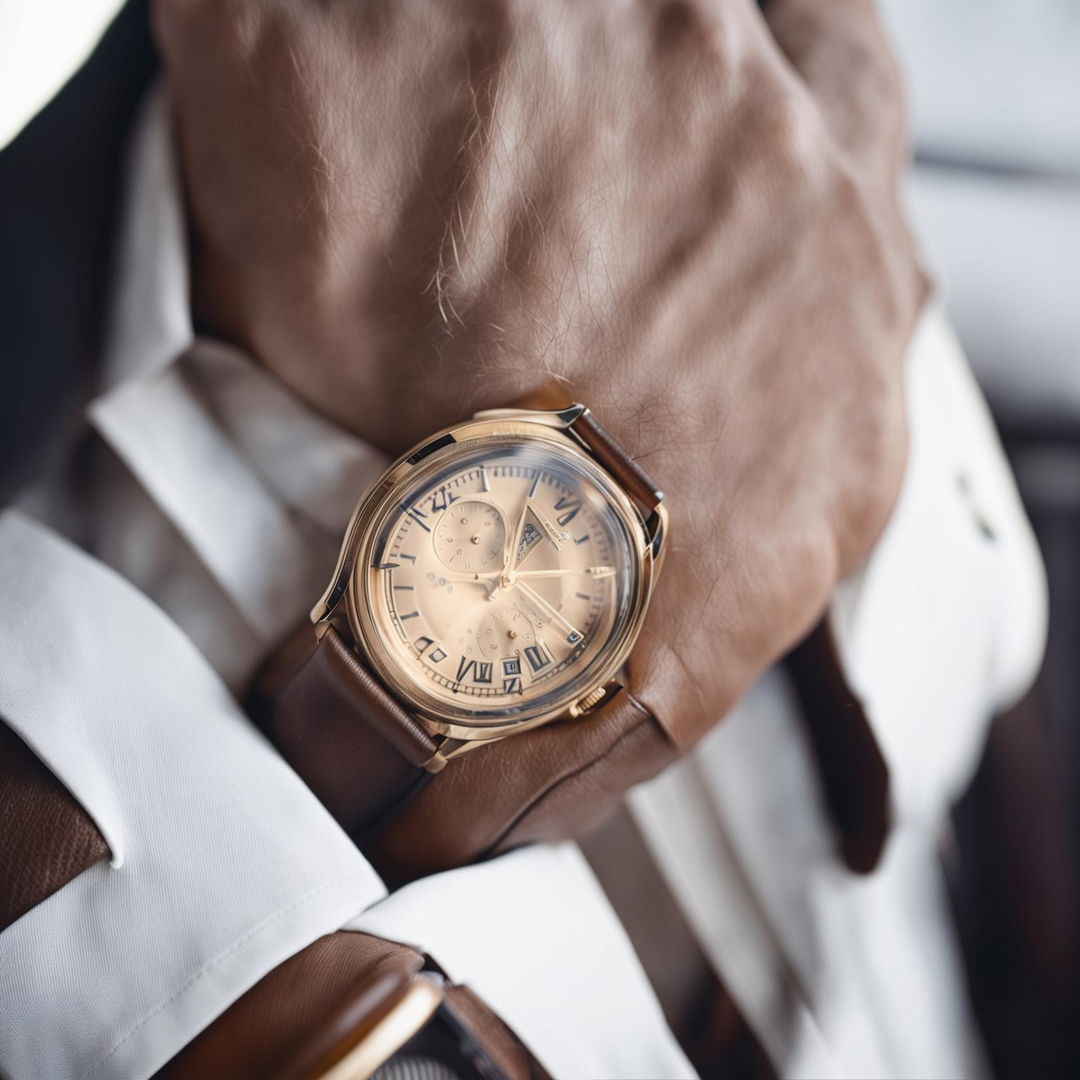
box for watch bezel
[316,411,663,743]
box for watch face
[353,434,646,728]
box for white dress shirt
[0,81,1046,1080]
[0,87,693,1080]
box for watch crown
[569,685,608,718]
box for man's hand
[156,0,923,749]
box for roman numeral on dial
[553,495,582,527]
[427,486,458,513]
[524,642,554,673]
[416,637,448,663]
[400,502,431,532]
[456,657,493,684]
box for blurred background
[1,1,1076,1076]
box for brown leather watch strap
[255,626,438,839]
[569,409,663,516]
[257,406,663,851]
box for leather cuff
[154,931,546,1080]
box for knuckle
[749,81,822,176]
[641,0,748,70]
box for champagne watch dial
[355,436,645,727]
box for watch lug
[423,747,449,774]
[313,609,351,642]
[645,500,669,565]
[431,735,490,762]
[471,402,588,430]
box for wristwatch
[258,403,668,839]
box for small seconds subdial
[434,500,506,572]
[476,604,540,658]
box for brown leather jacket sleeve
[367,686,678,886]
[0,720,110,931]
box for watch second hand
[513,579,585,644]
[515,566,615,580]
[440,566,613,584]
[507,493,532,572]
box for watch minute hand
[514,566,615,580]
[514,579,585,645]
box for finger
[758,0,907,176]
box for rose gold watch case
[311,405,667,746]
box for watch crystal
[358,437,642,726]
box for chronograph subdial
[434,500,507,572]
[476,604,540,658]
[451,601,539,662]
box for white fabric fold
[0,510,386,1080]
[830,309,1047,828]
[100,85,192,389]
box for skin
[154,0,925,753]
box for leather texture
[256,606,677,885]
[570,410,664,515]
[154,931,424,1080]
[255,626,437,838]
[260,613,888,881]
[155,931,545,1080]
[366,687,677,886]
[0,719,110,932]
